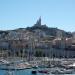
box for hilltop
[0,18,72,40]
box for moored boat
[38,70,49,74]
[51,67,74,74]
[4,71,14,75]
[31,70,37,74]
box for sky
[0,0,75,32]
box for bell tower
[34,16,41,26]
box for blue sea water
[0,69,75,75]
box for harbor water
[0,69,75,75]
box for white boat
[0,61,31,70]
[5,71,14,75]
[0,59,10,64]
[51,67,74,74]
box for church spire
[38,16,41,25]
[35,16,41,26]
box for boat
[32,65,38,69]
[38,70,49,74]
[4,71,14,75]
[51,67,74,74]
[0,62,32,70]
[31,70,37,74]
